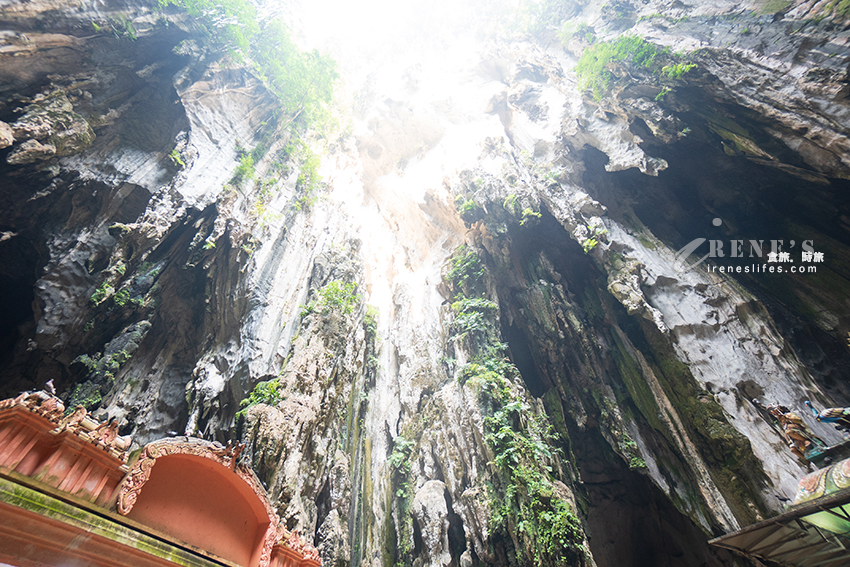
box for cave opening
[489,203,753,566]
[412,515,423,557]
[0,231,39,386]
[495,204,607,396]
[502,320,546,397]
[314,478,332,547]
[580,134,850,257]
[574,423,747,567]
[0,170,89,397]
[579,127,850,403]
[444,489,467,567]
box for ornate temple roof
[0,390,321,567]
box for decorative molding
[115,437,319,566]
[0,390,131,462]
[280,528,321,563]
[116,437,258,515]
[1,395,321,566]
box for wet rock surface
[6,91,95,163]
[1,1,850,567]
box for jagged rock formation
[1,1,850,567]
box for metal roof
[709,488,850,567]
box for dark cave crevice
[444,489,467,567]
[573,424,754,567]
[579,131,850,404]
[483,202,768,564]
[0,231,40,352]
[0,21,194,401]
[411,514,424,558]
[314,478,332,547]
[502,321,547,398]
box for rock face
[6,91,95,163]
[2,1,850,567]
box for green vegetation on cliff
[159,0,338,224]
[575,35,658,99]
[236,378,282,418]
[159,0,338,131]
[574,35,696,100]
[833,0,850,17]
[302,280,361,317]
[445,246,585,566]
[483,377,584,566]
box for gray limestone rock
[0,121,13,148]
[411,480,452,567]
[7,139,56,164]
[1,3,850,567]
[7,91,94,162]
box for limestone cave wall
[1,1,849,567]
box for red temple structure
[0,389,321,567]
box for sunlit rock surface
[1,1,850,567]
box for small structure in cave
[0,390,320,567]
[752,399,827,463]
[712,405,850,566]
[711,455,850,566]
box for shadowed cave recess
[1,0,850,566]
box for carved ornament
[0,390,131,462]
